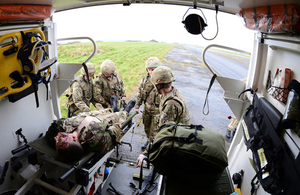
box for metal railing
[202,44,251,76]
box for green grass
[58,41,175,118]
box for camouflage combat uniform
[136,74,161,142]
[94,72,126,107]
[142,66,191,156]
[159,86,191,126]
[46,109,127,154]
[78,120,123,154]
[67,75,102,117]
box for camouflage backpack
[148,122,228,186]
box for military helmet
[101,59,116,75]
[145,57,161,70]
[150,66,175,85]
[81,63,96,76]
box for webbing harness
[16,30,57,107]
[149,124,203,155]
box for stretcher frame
[15,113,137,195]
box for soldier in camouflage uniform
[152,65,191,126]
[66,63,104,117]
[46,105,135,162]
[135,57,162,145]
[94,60,126,109]
[136,66,191,167]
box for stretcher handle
[59,165,76,183]
[11,145,29,155]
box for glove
[136,154,147,168]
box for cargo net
[268,86,289,104]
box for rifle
[122,112,137,132]
[107,182,124,195]
[132,159,158,195]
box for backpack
[148,122,228,186]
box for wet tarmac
[111,44,237,163]
[164,44,234,150]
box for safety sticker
[258,148,269,179]
[242,119,250,141]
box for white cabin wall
[0,86,56,190]
[261,35,300,114]
[227,34,270,195]
[0,22,59,191]
[47,22,63,119]
[228,32,300,195]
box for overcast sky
[53,4,255,52]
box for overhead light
[182,6,220,40]
[182,13,207,35]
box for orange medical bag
[237,5,300,34]
[0,4,52,22]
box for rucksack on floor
[148,122,228,186]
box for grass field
[58,41,175,118]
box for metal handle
[58,166,76,183]
[202,44,251,76]
[57,37,97,64]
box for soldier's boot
[111,95,119,112]
[124,99,136,113]
[226,117,238,139]
[226,129,232,139]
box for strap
[149,124,204,153]
[238,88,257,99]
[32,82,39,108]
[82,62,93,101]
[82,62,90,84]
[253,8,259,29]
[250,173,259,195]
[203,74,217,115]
[242,9,248,28]
[144,86,154,104]
[42,71,51,101]
[267,6,272,32]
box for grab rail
[57,36,97,64]
[202,44,251,76]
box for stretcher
[14,112,137,195]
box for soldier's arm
[135,78,145,109]
[72,82,92,112]
[94,76,110,106]
[92,83,107,107]
[159,100,183,126]
[117,72,126,98]
[108,124,124,144]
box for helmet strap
[156,83,170,94]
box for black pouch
[239,89,288,194]
[241,89,284,150]
[251,135,284,194]
[241,92,262,151]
